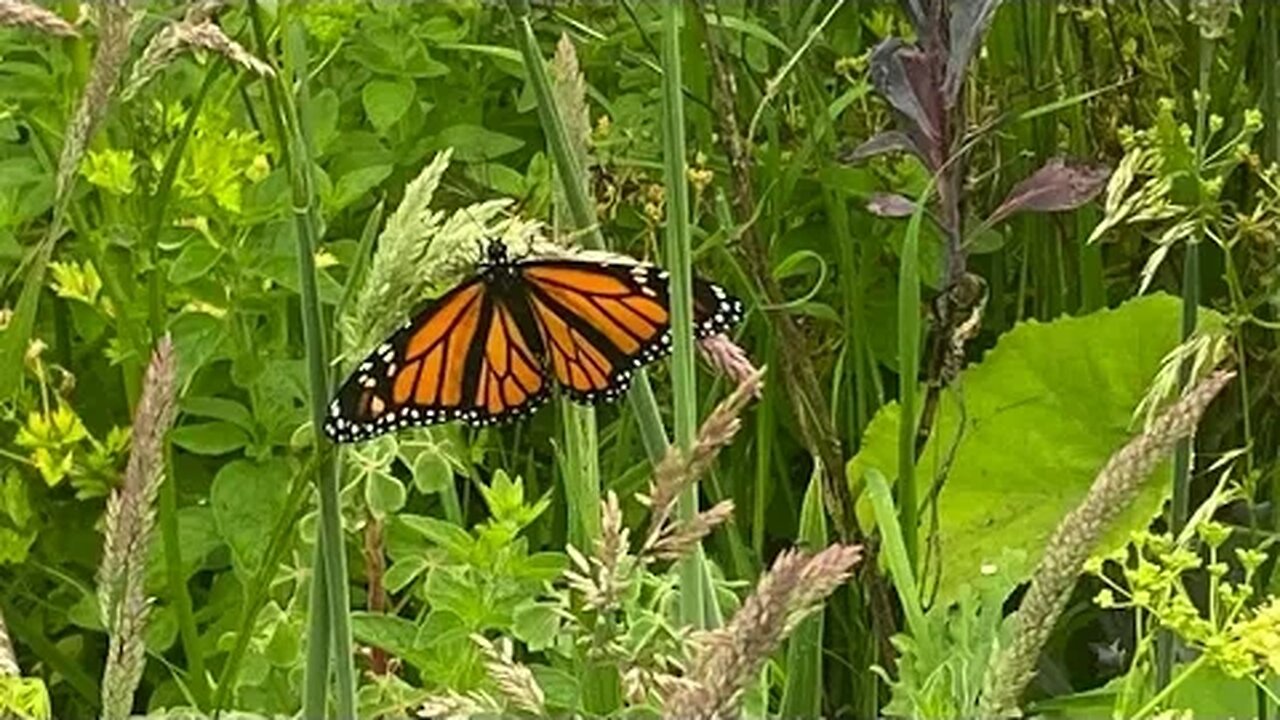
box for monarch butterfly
[323,240,744,443]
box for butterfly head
[482,238,510,267]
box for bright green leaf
[170,421,249,456]
[849,293,1223,604]
[362,79,416,133]
[366,471,406,518]
[512,601,559,651]
[434,124,524,162]
[211,458,290,574]
[328,164,392,213]
[411,449,453,495]
[168,240,223,285]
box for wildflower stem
[1132,652,1210,720]
[266,5,357,717]
[658,0,706,630]
[505,0,671,467]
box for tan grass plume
[98,337,178,720]
[979,369,1235,717]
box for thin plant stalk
[148,64,222,713]
[896,181,933,573]
[274,9,357,718]
[659,0,706,630]
[549,32,603,552]
[1159,29,1214,693]
[504,0,670,467]
[506,0,662,707]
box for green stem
[149,66,222,714]
[505,0,671,470]
[896,180,933,573]
[659,0,706,631]
[1134,653,1210,720]
[303,535,332,716]
[1161,30,1214,692]
[272,7,357,718]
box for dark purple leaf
[867,192,917,218]
[870,38,944,162]
[984,157,1112,227]
[944,0,1004,105]
[842,131,921,164]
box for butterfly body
[324,240,743,443]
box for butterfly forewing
[323,278,548,443]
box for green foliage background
[1,1,1278,718]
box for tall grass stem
[273,8,357,718]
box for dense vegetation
[1,0,1278,717]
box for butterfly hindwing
[519,258,743,403]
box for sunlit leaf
[850,294,1224,604]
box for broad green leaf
[384,555,428,593]
[397,514,473,559]
[180,396,255,434]
[170,421,249,456]
[211,458,291,574]
[350,612,433,670]
[512,600,559,651]
[168,239,222,285]
[328,164,392,213]
[849,294,1223,604]
[362,79,416,134]
[531,665,581,713]
[143,603,178,652]
[147,506,223,586]
[434,124,524,162]
[307,88,340,154]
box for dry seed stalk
[642,368,765,553]
[0,0,78,37]
[98,338,178,720]
[472,634,545,715]
[56,0,132,202]
[663,544,862,719]
[979,370,1235,717]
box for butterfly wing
[518,258,743,403]
[323,278,548,443]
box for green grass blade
[660,0,707,631]
[896,181,932,573]
[273,9,357,718]
[779,463,829,717]
[865,468,927,642]
[505,0,671,470]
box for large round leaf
[849,293,1222,604]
